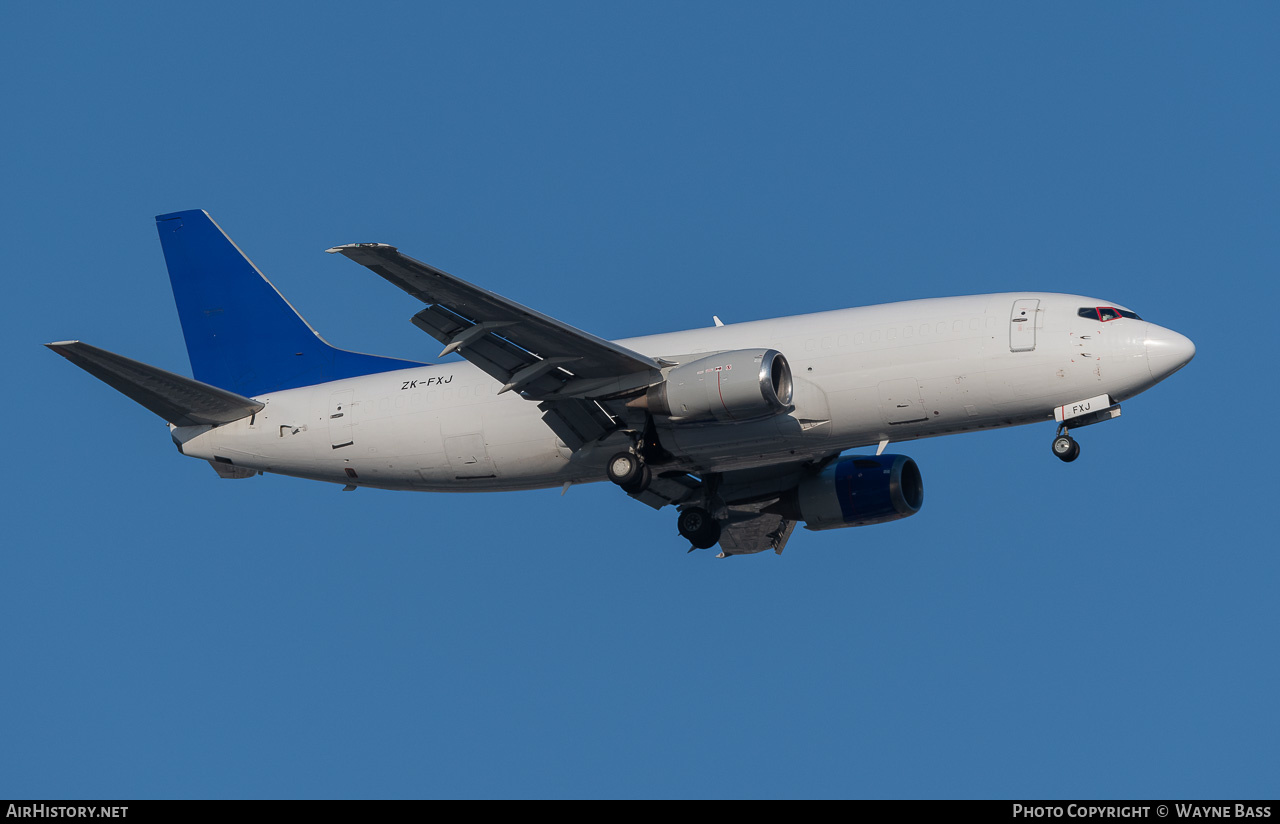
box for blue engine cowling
[789,454,924,530]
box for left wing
[327,243,665,448]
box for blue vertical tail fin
[156,210,423,397]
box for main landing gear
[606,414,672,495]
[605,448,722,551]
[677,506,721,550]
[605,419,723,552]
[1051,426,1081,463]
[606,450,651,494]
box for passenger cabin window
[1078,306,1142,322]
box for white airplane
[48,210,1195,557]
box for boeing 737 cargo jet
[47,210,1195,557]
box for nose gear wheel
[1052,431,1081,463]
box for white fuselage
[172,293,1187,491]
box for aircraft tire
[678,507,722,550]
[1052,435,1080,462]
[620,463,652,494]
[607,451,643,486]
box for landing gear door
[1010,299,1040,353]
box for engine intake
[771,454,924,531]
[634,348,793,423]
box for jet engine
[769,454,924,530]
[631,348,794,423]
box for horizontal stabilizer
[45,341,264,426]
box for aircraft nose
[1145,324,1196,383]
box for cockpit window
[1078,306,1142,322]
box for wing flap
[411,308,565,397]
[46,341,264,426]
[537,399,618,451]
[627,472,701,511]
[717,503,797,557]
[327,244,662,397]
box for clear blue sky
[3,2,1277,799]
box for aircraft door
[445,433,496,478]
[878,378,928,424]
[328,389,355,449]
[1009,299,1040,352]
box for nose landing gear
[1052,426,1081,463]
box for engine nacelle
[637,348,794,423]
[775,454,924,531]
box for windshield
[1078,306,1142,322]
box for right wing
[327,243,666,448]
[326,243,663,396]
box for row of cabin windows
[804,316,996,351]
